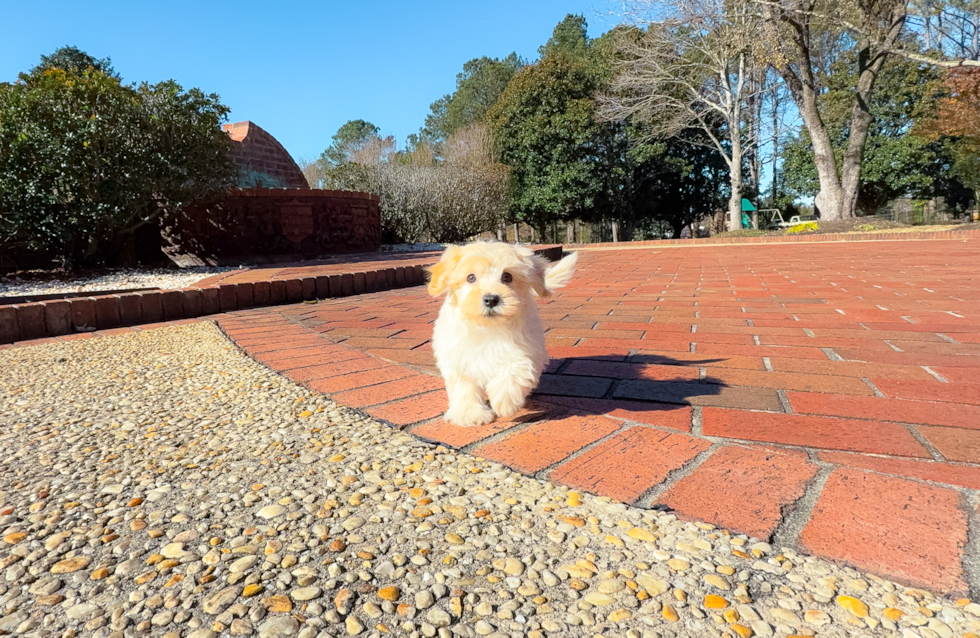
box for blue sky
[1,0,614,163]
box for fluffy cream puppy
[427,242,578,427]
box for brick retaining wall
[167,188,383,266]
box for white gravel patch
[0,267,236,298]
[382,243,447,253]
[382,242,538,253]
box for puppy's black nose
[482,294,501,308]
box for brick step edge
[568,227,980,249]
[0,245,564,344]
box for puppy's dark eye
[466,274,476,284]
[501,272,513,284]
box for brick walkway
[217,239,980,595]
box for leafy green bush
[0,48,236,268]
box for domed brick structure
[160,121,381,266]
[222,121,309,189]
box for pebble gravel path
[0,268,234,298]
[0,321,977,638]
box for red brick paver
[549,428,711,504]
[470,414,622,474]
[208,238,980,594]
[656,446,819,540]
[801,468,969,593]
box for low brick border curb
[569,226,980,249]
[0,245,563,344]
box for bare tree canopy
[599,0,764,230]
[907,0,980,61]
[329,124,510,243]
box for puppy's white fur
[427,242,577,427]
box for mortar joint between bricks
[553,358,575,375]
[905,424,946,462]
[861,378,886,398]
[884,340,903,352]
[821,347,843,361]
[455,414,553,457]
[633,441,719,510]
[776,390,793,413]
[534,422,631,481]
[770,463,834,553]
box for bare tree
[296,156,330,189]
[599,0,764,231]
[335,125,510,242]
[907,0,980,61]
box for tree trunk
[771,81,781,202]
[728,76,745,232]
[840,32,902,218]
[611,221,619,243]
[772,5,905,221]
[566,221,574,244]
[746,70,762,192]
[799,81,845,220]
[623,216,634,242]
[728,136,744,231]
[671,220,686,239]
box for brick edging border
[567,226,980,249]
[0,245,563,344]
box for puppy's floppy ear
[426,245,463,296]
[544,251,578,292]
[524,253,551,298]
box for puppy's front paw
[490,396,524,420]
[488,386,527,420]
[444,402,495,427]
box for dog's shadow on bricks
[524,353,730,420]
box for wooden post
[612,221,619,243]
[752,210,759,229]
[513,223,519,243]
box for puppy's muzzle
[482,294,501,309]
